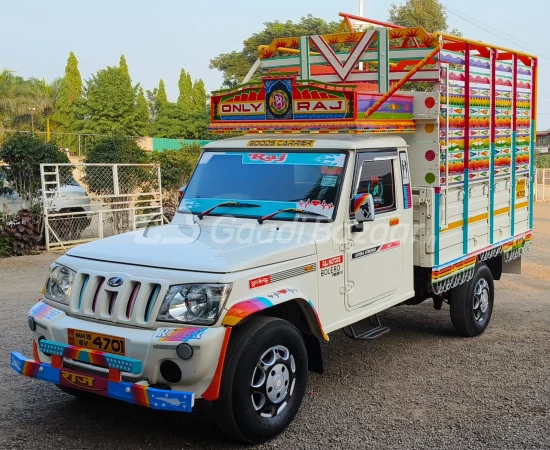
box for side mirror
[352,193,376,223]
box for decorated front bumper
[10,340,194,412]
[24,301,229,398]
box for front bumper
[10,347,194,412]
[18,301,229,402]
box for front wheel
[450,262,494,337]
[213,317,308,444]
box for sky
[2,0,549,128]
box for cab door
[344,150,404,311]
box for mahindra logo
[107,277,124,288]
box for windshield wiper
[197,201,261,220]
[257,208,329,225]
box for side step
[343,315,390,340]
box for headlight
[45,264,76,304]
[157,284,232,326]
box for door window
[356,160,396,214]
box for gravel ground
[1,204,549,449]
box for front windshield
[180,151,347,221]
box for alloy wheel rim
[250,345,296,418]
[473,278,490,322]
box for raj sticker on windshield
[242,152,345,167]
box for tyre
[450,262,494,337]
[213,317,308,444]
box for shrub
[150,144,201,200]
[1,208,42,256]
[0,133,70,208]
[535,154,550,169]
[84,134,151,195]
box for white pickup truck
[11,17,536,444]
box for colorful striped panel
[403,185,412,209]
[221,297,273,326]
[10,351,193,413]
[38,340,142,374]
[307,300,329,341]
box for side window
[356,160,396,214]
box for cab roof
[204,134,408,151]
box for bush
[84,134,151,195]
[0,133,70,207]
[535,154,550,169]
[150,144,202,200]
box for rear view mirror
[352,193,375,223]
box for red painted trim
[512,55,518,133]
[51,355,63,369]
[201,327,232,402]
[491,49,497,145]
[33,340,39,361]
[338,12,405,29]
[532,59,538,119]
[464,44,471,169]
[109,368,121,382]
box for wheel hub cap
[473,278,490,322]
[250,345,296,418]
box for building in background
[536,130,550,153]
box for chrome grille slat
[69,270,167,328]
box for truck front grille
[69,271,167,328]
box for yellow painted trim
[494,206,510,216]
[441,212,489,234]
[515,202,529,210]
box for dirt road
[1,204,549,449]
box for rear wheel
[450,263,494,337]
[213,317,308,444]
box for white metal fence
[535,168,550,202]
[41,163,163,252]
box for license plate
[68,329,126,355]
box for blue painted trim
[10,351,194,412]
[511,130,517,236]
[490,141,496,244]
[38,340,143,374]
[145,285,161,323]
[435,192,440,266]
[78,275,89,309]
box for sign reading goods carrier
[247,139,316,148]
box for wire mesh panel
[40,163,162,251]
[535,168,550,202]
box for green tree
[148,103,211,139]
[210,15,340,88]
[83,65,140,135]
[0,133,69,206]
[191,79,207,113]
[388,0,449,33]
[177,69,193,110]
[157,79,168,109]
[150,144,202,204]
[119,54,131,80]
[136,86,150,135]
[53,52,84,133]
